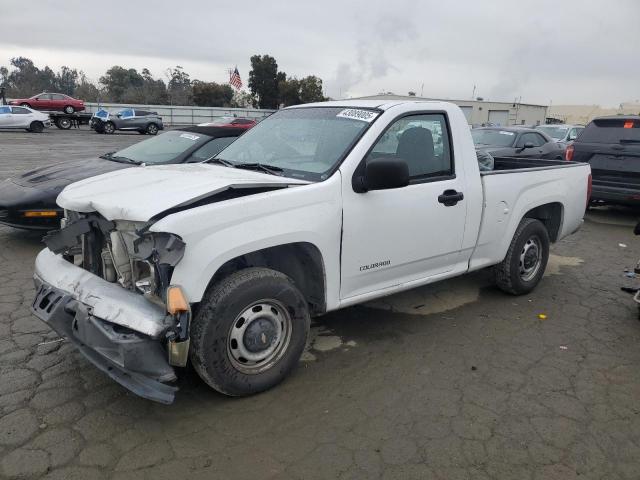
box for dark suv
[568,116,640,206]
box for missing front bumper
[32,280,178,404]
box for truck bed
[486,156,580,173]
[469,156,591,271]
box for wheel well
[523,202,563,241]
[207,242,326,315]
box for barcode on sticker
[336,109,379,123]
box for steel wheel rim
[59,118,71,128]
[227,299,292,375]
[519,235,542,282]
[64,106,73,114]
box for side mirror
[523,142,535,149]
[354,157,410,193]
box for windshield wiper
[205,157,235,167]
[234,162,284,176]
[99,152,142,165]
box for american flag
[229,67,242,90]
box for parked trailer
[49,112,93,130]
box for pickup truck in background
[567,115,640,206]
[32,100,591,403]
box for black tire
[29,121,44,133]
[57,117,72,129]
[190,267,310,396]
[103,121,115,134]
[146,123,159,135]
[494,218,550,295]
[20,103,30,108]
[63,105,74,114]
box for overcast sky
[1,0,638,106]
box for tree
[298,76,325,104]
[55,66,79,96]
[248,55,279,109]
[74,73,101,102]
[100,66,144,103]
[140,68,168,105]
[277,74,325,107]
[166,66,192,105]
[192,80,233,107]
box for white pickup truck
[32,100,591,403]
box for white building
[352,94,548,127]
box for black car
[472,126,565,160]
[569,115,640,206]
[0,126,246,230]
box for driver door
[0,106,11,127]
[340,113,468,299]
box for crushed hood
[57,163,309,222]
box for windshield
[537,126,569,140]
[214,107,378,181]
[112,130,210,164]
[471,129,516,147]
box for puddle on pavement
[302,254,583,359]
[365,275,482,316]
[545,254,584,276]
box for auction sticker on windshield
[499,131,515,135]
[180,133,200,141]
[337,109,379,123]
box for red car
[9,92,85,114]
[198,116,257,129]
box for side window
[51,94,65,100]
[120,109,134,119]
[37,94,51,100]
[189,137,237,162]
[532,133,546,146]
[11,107,30,114]
[516,133,535,147]
[134,110,148,117]
[0,106,11,114]
[367,114,452,179]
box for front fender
[151,175,343,307]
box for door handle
[438,189,464,206]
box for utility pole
[472,84,476,100]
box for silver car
[536,124,584,145]
[91,108,164,135]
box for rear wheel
[494,218,550,295]
[63,105,75,114]
[57,117,72,129]
[29,121,44,133]
[190,267,310,396]
[146,123,158,135]
[103,121,115,134]
[20,103,30,108]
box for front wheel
[63,105,75,114]
[494,218,550,295]
[190,267,310,396]
[103,121,115,134]
[29,121,44,133]
[20,103,30,108]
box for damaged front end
[31,211,190,404]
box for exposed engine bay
[43,211,185,304]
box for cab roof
[286,99,456,111]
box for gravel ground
[1,128,640,479]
